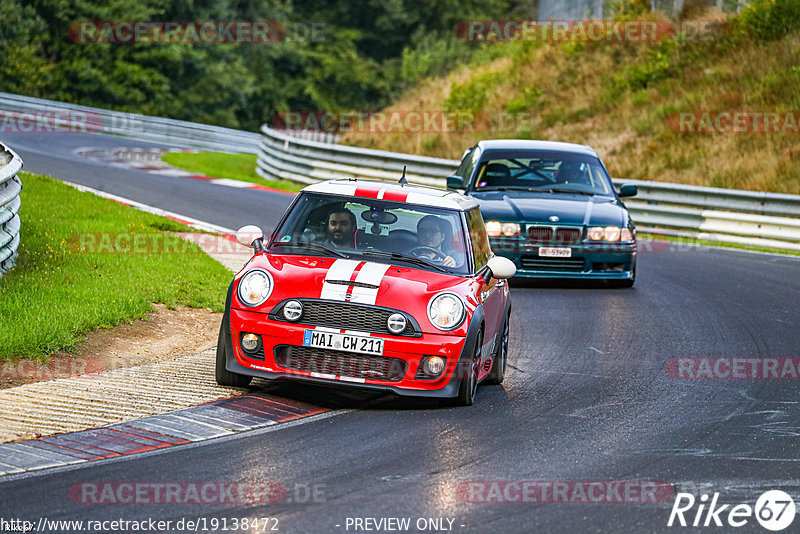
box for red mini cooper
[216,178,516,405]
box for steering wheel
[409,246,447,261]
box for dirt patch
[0,304,222,389]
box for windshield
[268,192,470,274]
[472,150,615,196]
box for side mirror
[236,225,264,253]
[484,256,516,282]
[619,184,638,198]
[446,176,463,191]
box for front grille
[554,228,581,244]
[521,256,586,272]
[275,345,407,381]
[271,300,419,337]
[527,226,582,245]
[527,227,553,242]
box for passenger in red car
[323,208,357,248]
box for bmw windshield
[471,150,615,197]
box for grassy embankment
[342,1,800,194]
[0,172,233,360]
[161,151,303,192]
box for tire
[485,312,510,385]
[215,319,252,388]
[455,330,482,406]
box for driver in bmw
[415,215,457,267]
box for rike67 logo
[668,490,796,531]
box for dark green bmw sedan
[446,140,639,287]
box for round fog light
[387,313,407,334]
[424,356,445,376]
[283,300,303,321]
[241,333,260,352]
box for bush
[444,71,502,111]
[737,0,800,40]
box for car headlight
[427,292,466,331]
[588,226,631,242]
[486,221,520,237]
[237,269,273,307]
[486,221,502,237]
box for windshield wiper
[543,187,596,196]
[479,185,534,192]
[270,241,349,258]
[359,250,449,273]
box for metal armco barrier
[0,142,22,276]
[257,124,800,252]
[0,93,261,153]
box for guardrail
[257,124,800,252]
[0,93,261,153]
[0,142,22,277]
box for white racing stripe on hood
[320,259,362,301]
[319,259,390,305]
[349,262,390,305]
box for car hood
[235,253,478,315]
[472,191,627,227]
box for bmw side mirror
[446,176,463,191]
[237,225,264,253]
[619,184,638,198]
[484,256,517,283]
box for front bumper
[226,308,470,398]
[491,238,636,279]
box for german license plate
[539,247,572,257]
[303,330,384,356]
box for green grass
[161,151,302,192]
[0,172,234,360]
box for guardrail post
[0,142,23,277]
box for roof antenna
[399,165,408,187]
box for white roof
[303,179,478,211]
[478,139,598,156]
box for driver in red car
[415,215,458,267]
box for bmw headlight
[486,221,520,237]
[427,293,466,331]
[588,226,633,242]
[237,269,273,307]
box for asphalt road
[2,132,799,533]
[3,132,292,233]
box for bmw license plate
[303,330,384,356]
[539,247,572,257]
